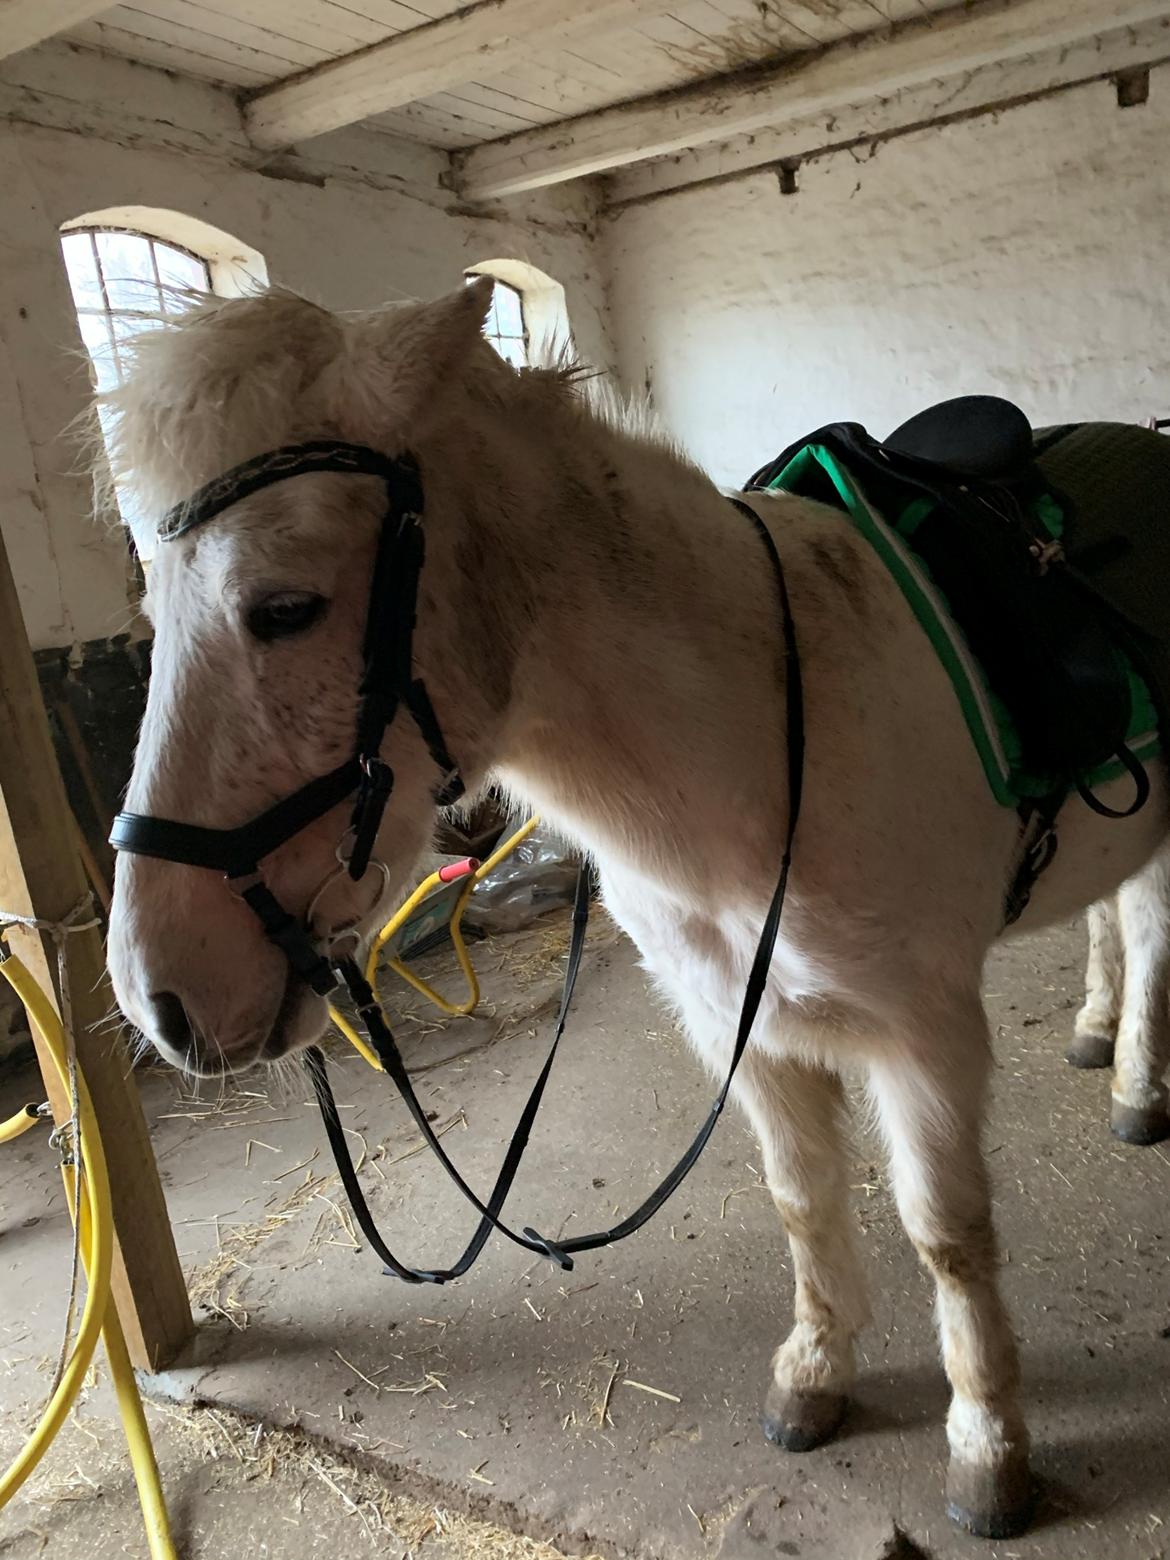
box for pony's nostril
[150,990,194,1054]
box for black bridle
[110,443,804,1285]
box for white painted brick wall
[604,74,1170,488]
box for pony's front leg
[1069,897,1122,1069]
[868,1006,1031,1540]
[734,1051,869,1451]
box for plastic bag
[462,823,579,934]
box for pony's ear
[409,276,494,353]
[343,277,495,430]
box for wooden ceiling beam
[455,0,1170,199]
[244,0,680,150]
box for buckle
[349,758,394,880]
[521,1227,574,1271]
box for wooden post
[0,527,193,1371]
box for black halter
[110,443,804,1285]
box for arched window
[61,227,212,394]
[465,259,573,369]
[481,279,528,368]
[59,208,266,559]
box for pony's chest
[598,861,862,1019]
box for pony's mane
[91,285,692,530]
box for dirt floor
[1,912,1168,1560]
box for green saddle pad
[765,424,1168,807]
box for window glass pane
[495,335,528,369]
[154,241,208,297]
[109,311,162,372]
[76,311,120,392]
[61,232,104,311]
[493,283,524,339]
[96,231,160,313]
[102,271,160,315]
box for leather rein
[109,442,804,1285]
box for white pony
[104,280,1170,1541]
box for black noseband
[109,440,465,993]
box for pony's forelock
[92,288,345,523]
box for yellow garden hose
[0,1102,43,1144]
[0,936,177,1559]
[329,816,541,1070]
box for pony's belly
[1002,759,1169,934]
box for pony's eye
[246,591,327,643]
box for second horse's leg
[1069,898,1122,1069]
[1111,845,1170,1144]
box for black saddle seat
[884,395,1035,481]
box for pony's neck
[421,379,791,896]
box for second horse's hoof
[761,1388,846,1453]
[1065,1032,1115,1069]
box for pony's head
[104,279,511,1075]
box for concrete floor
[1,913,1168,1560]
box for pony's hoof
[761,1388,846,1452]
[1065,1031,1114,1069]
[945,1457,1034,1540]
[1110,1101,1170,1145]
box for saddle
[746,396,1165,811]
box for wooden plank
[187,0,390,51]
[0,526,193,1373]
[0,0,110,61]
[457,0,1170,196]
[243,0,682,148]
[136,0,337,69]
[606,15,1170,203]
[82,3,309,76]
[67,18,277,85]
[342,0,469,26]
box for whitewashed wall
[604,73,1170,488]
[0,44,612,652]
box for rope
[0,896,101,1394]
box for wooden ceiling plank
[141,0,334,68]
[88,2,307,72]
[183,0,388,53]
[66,17,276,83]
[0,0,113,61]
